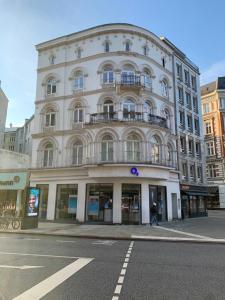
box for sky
[1,0,225,127]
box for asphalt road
[0,233,224,300]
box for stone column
[141,183,150,224]
[77,182,86,222]
[113,182,122,224]
[46,182,57,220]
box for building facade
[0,84,8,148]
[3,124,18,152]
[201,77,225,208]
[161,38,207,218]
[30,23,181,223]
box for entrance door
[121,184,141,224]
[172,193,178,219]
[149,185,167,222]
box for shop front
[180,184,208,218]
[149,185,167,221]
[86,183,113,223]
[121,184,141,224]
[0,172,28,216]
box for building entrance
[121,184,141,224]
[149,185,167,222]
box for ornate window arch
[45,108,56,127]
[151,135,161,163]
[46,77,57,95]
[72,139,83,165]
[161,78,169,97]
[102,64,114,84]
[101,134,114,162]
[126,133,141,162]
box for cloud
[200,58,225,85]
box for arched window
[43,142,54,167]
[126,134,140,162]
[166,144,173,165]
[164,108,170,128]
[102,65,114,84]
[144,101,153,115]
[73,104,84,123]
[45,109,56,127]
[123,99,135,119]
[74,71,84,90]
[72,140,83,165]
[104,41,110,53]
[101,135,113,162]
[143,69,152,89]
[47,78,57,95]
[121,65,135,84]
[103,99,114,120]
[161,79,168,97]
[151,135,161,163]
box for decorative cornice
[37,51,173,77]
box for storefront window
[86,184,113,222]
[36,184,49,219]
[55,184,78,220]
[0,190,17,216]
[121,184,141,224]
[149,185,167,221]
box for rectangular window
[188,139,194,155]
[184,70,190,86]
[205,121,212,134]
[220,97,225,109]
[203,103,211,114]
[195,142,201,157]
[194,118,199,135]
[187,115,192,131]
[197,166,202,181]
[180,136,186,153]
[206,141,215,156]
[56,184,78,220]
[182,163,187,179]
[193,97,198,113]
[178,86,183,104]
[179,111,185,128]
[190,164,195,181]
[191,75,197,91]
[176,63,182,81]
[186,92,191,109]
[208,164,217,178]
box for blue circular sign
[130,167,139,176]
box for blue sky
[1,0,225,126]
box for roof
[5,127,18,133]
[201,76,225,95]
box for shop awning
[184,191,209,196]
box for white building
[0,84,8,149]
[30,23,181,223]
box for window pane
[51,114,55,126]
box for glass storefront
[149,185,167,221]
[121,184,141,224]
[36,184,49,219]
[55,184,78,220]
[0,190,17,216]
[86,184,113,222]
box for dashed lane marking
[92,240,117,246]
[112,241,134,300]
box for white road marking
[12,257,93,300]
[114,285,122,294]
[23,238,40,241]
[0,265,44,270]
[153,226,213,239]
[118,276,124,284]
[0,251,79,259]
[92,240,116,246]
[56,240,76,243]
[112,241,134,300]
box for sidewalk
[0,210,224,243]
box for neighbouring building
[0,83,8,148]
[30,23,182,223]
[0,149,30,216]
[3,124,18,152]
[201,77,225,208]
[161,38,207,218]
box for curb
[1,230,225,244]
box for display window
[55,184,78,220]
[86,184,113,222]
[36,184,49,219]
[0,190,17,216]
[121,184,141,224]
[149,185,167,221]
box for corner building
[30,24,181,223]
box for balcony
[88,112,168,129]
[90,112,118,123]
[43,126,55,133]
[116,75,143,93]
